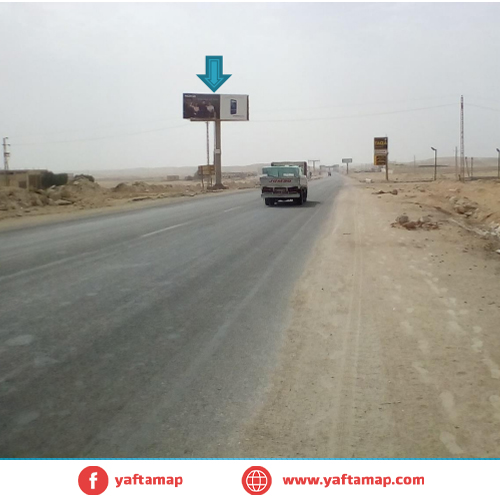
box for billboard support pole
[385,152,389,181]
[214,119,223,189]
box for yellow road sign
[374,154,387,166]
[198,165,215,176]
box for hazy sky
[1,2,499,172]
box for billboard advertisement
[183,94,249,121]
[374,137,388,165]
[220,94,249,121]
[374,137,388,154]
[183,94,220,120]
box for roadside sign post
[342,158,352,175]
[386,152,389,181]
[374,137,389,181]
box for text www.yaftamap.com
[283,474,424,487]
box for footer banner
[0,459,495,498]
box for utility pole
[3,137,10,187]
[460,95,465,182]
[471,157,474,180]
[3,137,10,171]
[497,148,500,179]
[455,146,458,180]
[431,147,437,181]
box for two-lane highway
[0,176,343,457]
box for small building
[0,169,48,189]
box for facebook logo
[78,466,109,495]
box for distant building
[0,169,48,189]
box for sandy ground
[350,168,500,243]
[0,177,259,230]
[243,174,500,458]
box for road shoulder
[242,177,500,458]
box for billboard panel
[183,94,220,120]
[183,94,249,121]
[374,154,388,166]
[374,137,388,150]
[220,95,249,121]
[198,165,215,176]
[342,158,352,164]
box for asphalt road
[0,176,343,458]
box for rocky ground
[350,169,500,253]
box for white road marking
[222,205,243,213]
[139,222,191,238]
[5,335,35,347]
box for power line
[466,103,500,113]
[7,95,457,140]
[5,101,472,147]
[259,95,457,114]
[11,123,189,146]
[8,116,182,140]
[466,95,500,106]
[259,95,498,119]
[252,103,456,123]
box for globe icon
[245,469,268,493]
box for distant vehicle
[260,164,308,206]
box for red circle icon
[242,466,272,495]
[78,466,109,495]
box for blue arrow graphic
[197,56,231,93]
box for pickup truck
[260,164,308,206]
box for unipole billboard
[183,94,249,121]
[183,93,249,189]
